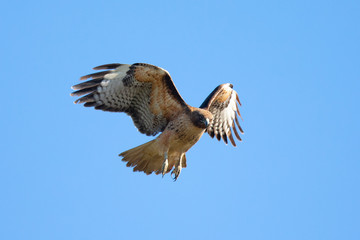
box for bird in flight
[71,63,243,181]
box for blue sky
[1,0,359,239]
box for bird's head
[191,109,213,129]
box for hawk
[71,63,243,180]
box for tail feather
[119,140,187,175]
[119,140,163,175]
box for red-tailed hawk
[71,63,243,180]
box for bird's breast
[165,116,205,152]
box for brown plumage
[71,63,243,180]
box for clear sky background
[1,0,359,239]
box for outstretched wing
[200,83,243,146]
[71,63,188,136]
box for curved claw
[171,154,184,181]
[171,171,177,181]
[171,166,182,181]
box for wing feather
[71,63,188,136]
[200,83,243,146]
[93,63,124,70]
[79,70,112,80]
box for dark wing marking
[71,63,189,136]
[200,83,243,146]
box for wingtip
[236,94,242,106]
[79,75,89,81]
[93,63,122,70]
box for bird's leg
[161,152,169,177]
[171,153,184,181]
